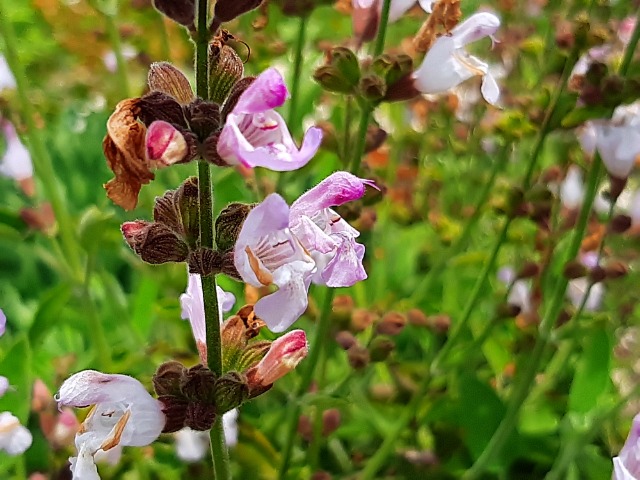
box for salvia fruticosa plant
[0,0,640,478]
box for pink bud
[250,330,308,386]
[145,120,188,167]
[121,220,150,245]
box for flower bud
[237,340,271,371]
[209,45,245,104]
[214,372,249,414]
[335,331,357,350]
[563,260,587,279]
[146,121,189,167]
[611,214,632,234]
[185,402,216,431]
[148,62,194,105]
[322,409,341,436]
[180,365,217,403]
[347,344,370,370]
[314,66,356,95]
[313,48,360,94]
[369,336,395,362]
[122,221,189,264]
[376,312,406,336]
[604,260,628,279]
[351,308,377,331]
[588,265,606,283]
[158,395,188,433]
[516,262,540,280]
[215,202,254,252]
[359,74,386,102]
[247,330,308,388]
[426,314,451,334]
[407,308,429,327]
[214,0,262,23]
[153,0,195,28]
[153,361,186,397]
[496,303,521,319]
[331,295,354,324]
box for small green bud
[313,47,361,94]
[359,74,386,102]
[209,45,244,105]
[214,371,249,414]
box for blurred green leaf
[568,327,611,414]
[28,283,73,345]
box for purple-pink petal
[233,68,289,114]
[0,309,5,336]
[319,238,367,287]
[255,265,311,332]
[290,172,376,217]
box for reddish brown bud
[335,331,357,350]
[153,361,186,397]
[322,409,341,436]
[152,0,195,28]
[610,214,632,234]
[604,261,628,279]
[496,303,521,319]
[214,0,262,23]
[351,308,377,331]
[298,414,313,442]
[369,336,395,362]
[376,312,407,336]
[517,262,540,280]
[185,401,216,431]
[407,308,429,327]
[121,221,189,264]
[180,365,217,403]
[427,314,451,334]
[588,265,606,283]
[347,344,370,370]
[157,395,188,433]
[563,261,587,279]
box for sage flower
[0,412,32,455]
[289,172,375,287]
[180,274,236,363]
[247,330,308,387]
[0,119,33,181]
[413,12,501,105]
[234,193,316,332]
[56,370,165,480]
[0,308,5,336]
[174,410,238,462]
[613,413,640,479]
[217,67,323,171]
[0,55,16,91]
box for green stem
[104,11,131,98]
[278,288,336,478]
[463,16,640,477]
[0,1,82,278]
[288,14,309,130]
[362,43,581,480]
[194,1,229,478]
[410,147,509,305]
[348,0,391,175]
[84,254,112,370]
[463,158,604,480]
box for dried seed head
[153,361,186,397]
[121,221,189,264]
[215,202,254,252]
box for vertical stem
[104,11,131,98]
[288,15,309,130]
[463,15,640,478]
[0,1,82,277]
[348,0,391,175]
[194,1,229,478]
[278,288,336,478]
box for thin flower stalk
[464,16,640,477]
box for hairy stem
[194,1,229,478]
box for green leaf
[131,276,160,340]
[561,106,611,128]
[28,283,73,345]
[568,328,611,414]
[0,336,31,421]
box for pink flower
[56,370,165,480]
[234,194,316,332]
[217,68,323,171]
[0,309,5,336]
[614,413,640,479]
[247,330,308,387]
[145,120,189,167]
[180,274,236,363]
[289,172,375,287]
[413,12,501,105]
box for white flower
[0,412,32,455]
[174,410,239,463]
[581,102,640,180]
[0,376,9,397]
[0,55,16,91]
[0,120,33,181]
[180,274,236,363]
[560,166,585,210]
[102,45,137,73]
[56,370,165,480]
[413,12,501,105]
